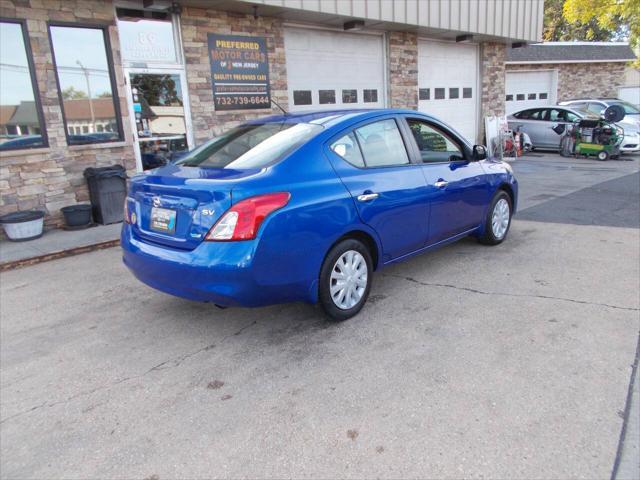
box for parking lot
[1,153,639,479]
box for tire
[319,239,373,321]
[597,150,609,161]
[478,191,513,246]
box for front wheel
[319,239,373,321]
[478,191,513,245]
[597,150,609,161]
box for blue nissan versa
[122,109,518,320]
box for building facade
[0,0,543,231]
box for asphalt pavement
[1,153,639,479]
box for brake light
[206,192,290,241]
[124,199,130,224]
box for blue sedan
[122,109,518,320]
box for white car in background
[558,98,640,153]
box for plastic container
[61,204,93,228]
[83,165,127,225]
[0,210,45,241]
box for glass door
[125,70,192,171]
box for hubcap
[491,198,510,239]
[330,250,368,310]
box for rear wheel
[597,150,609,161]
[319,239,373,321]
[478,191,512,245]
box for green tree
[563,0,639,65]
[61,86,87,100]
[543,0,620,41]
[131,74,182,107]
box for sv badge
[201,209,216,216]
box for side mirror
[472,145,487,161]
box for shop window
[528,93,537,100]
[363,89,378,103]
[449,88,459,99]
[506,94,514,101]
[293,90,312,106]
[342,89,357,104]
[539,93,548,100]
[319,90,335,104]
[419,88,430,100]
[434,88,445,100]
[116,8,178,64]
[463,88,472,99]
[516,94,525,101]
[49,24,123,145]
[0,20,48,151]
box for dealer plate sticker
[150,207,176,234]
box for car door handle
[357,192,379,202]
[434,180,448,188]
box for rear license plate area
[150,207,176,234]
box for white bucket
[0,210,45,241]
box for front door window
[129,73,188,170]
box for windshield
[175,122,323,169]
[610,101,640,114]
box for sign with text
[208,34,271,111]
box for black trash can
[83,165,127,225]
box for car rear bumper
[121,225,310,307]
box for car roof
[245,108,423,127]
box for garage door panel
[284,28,385,111]
[418,40,478,142]
[505,70,556,114]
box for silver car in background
[507,106,593,151]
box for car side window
[330,132,365,168]
[587,103,604,115]
[354,119,410,167]
[565,111,580,122]
[406,119,464,163]
[548,109,566,122]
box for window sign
[118,16,178,64]
[208,34,270,111]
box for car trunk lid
[129,164,260,250]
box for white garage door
[284,28,385,112]
[505,70,556,114]
[418,40,478,142]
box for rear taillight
[206,192,290,241]
[124,199,131,224]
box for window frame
[47,21,124,146]
[400,116,470,164]
[325,115,418,170]
[0,17,49,151]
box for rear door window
[354,119,409,167]
[330,132,365,168]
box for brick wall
[506,62,626,101]
[180,7,288,144]
[480,42,507,118]
[0,0,136,231]
[388,32,418,109]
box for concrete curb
[0,239,120,272]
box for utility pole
[76,60,95,133]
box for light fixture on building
[344,20,365,31]
[456,34,473,43]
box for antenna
[271,98,287,115]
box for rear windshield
[175,122,323,169]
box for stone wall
[506,62,627,101]
[0,0,136,231]
[388,32,418,110]
[480,42,507,119]
[180,7,288,144]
